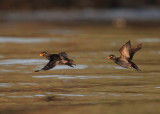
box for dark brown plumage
[35,51,76,72]
[108,40,143,71]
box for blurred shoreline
[0,8,160,23]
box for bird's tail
[65,59,76,68]
[131,61,141,71]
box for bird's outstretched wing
[130,43,143,60]
[35,60,58,72]
[59,52,68,58]
[59,52,71,62]
[119,40,131,60]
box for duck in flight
[35,51,76,72]
[108,40,143,71]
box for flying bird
[35,51,76,72]
[108,40,143,71]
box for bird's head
[40,51,47,57]
[107,54,116,60]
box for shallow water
[0,23,160,114]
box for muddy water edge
[0,22,160,114]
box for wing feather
[59,52,68,58]
[119,40,131,60]
[35,60,58,72]
[41,60,58,70]
[130,43,143,60]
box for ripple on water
[0,69,20,72]
[8,94,46,98]
[0,55,4,58]
[32,75,104,79]
[46,92,103,97]
[108,93,121,96]
[93,65,114,69]
[115,66,129,70]
[0,59,47,65]
[32,75,69,78]
[102,51,113,55]
[0,83,38,87]
[53,94,85,97]
[149,51,160,55]
[7,93,89,98]
[8,95,33,98]
[45,29,80,35]
[128,94,144,96]
[17,83,38,86]
[0,94,5,96]
[93,65,130,70]
[32,75,143,79]
[0,37,63,43]
[0,83,13,87]
[51,65,88,70]
[0,59,88,70]
[136,38,160,43]
[134,86,144,88]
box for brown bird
[108,40,143,71]
[35,51,76,72]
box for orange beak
[40,54,44,56]
[108,57,111,59]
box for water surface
[0,23,160,114]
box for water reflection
[149,51,160,55]
[17,83,38,86]
[45,29,80,35]
[115,66,128,70]
[8,95,33,98]
[0,83,13,87]
[0,37,63,43]
[53,94,86,97]
[128,94,144,96]
[137,38,160,43]
[0,59,47,65]
[32,75,143,79]
[134,86,144,88]
[93,65,130,70]
[0,94,5,96]
[51,65,88,70]
[108,93,121,96]
[0,69,20,72]
[0,83,38,87]
[0,59,88,70]
[0,55,4,58]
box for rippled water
[136,38,160,42]
[0,83,13,87]
[0,37,63,43]
[32,75,143,79]
[0,23,160,114]
[0,59,47,65]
